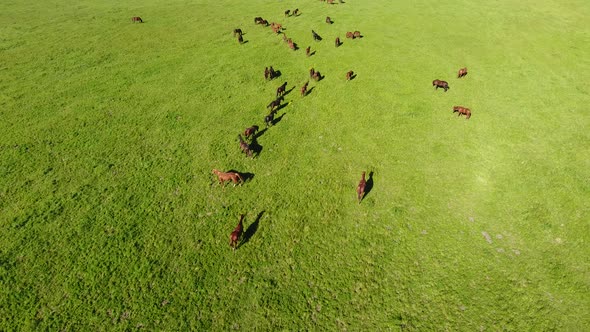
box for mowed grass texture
[1,0,589,330]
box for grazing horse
[335,37,341,47]
[453,106,471,119]
[326,16,332,24]
[309,68,315,78]
[267,96,283,112]
[229,214,245,250]
[353,31,361,38]
[346,31,354,39]
[238,135,253,157]
[312,71,322,81]
[254,17,263,24]
[312,30,322,41]
[244,125,259,139]
[432,79,449,92]
[233,28,243,37]
[131,16,143,23]
[357,171,367,203]
[264,112,275,127]
[264,67,270,80]
[285,10,291,17]
[212,169,244,187]
[300,81,309,96]
[306,46,311,57]
[276,82,288,97]
[457,67,468,78]
[346,70,354,81]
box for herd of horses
[127,3,473,250]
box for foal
[212,169,244,187]
[229,214,245,250]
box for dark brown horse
[269,66,277,79]
[293,8,299,16]
[346,31,353,39]
[233,28,243,37]
[213,169,244,187]
[306,46,311,57]
[264,67,270,80]
[237,35,244,44]
[267,96,283,112]
[309,68,315,78]
[453,106,471,119]
[457,67,468,78]
[238,135,253,157]
[335,37,341,47]
[244,125,259,139]
[353,31,361,38]
[312,71,322,81]
[432,79,449,92]
[131,16,143,23]
[357,171,366,203]
[346,70,354,81]
[229,214,245,250]
[265,111,276,127]
[284,10,291,17]
[301,81,309,96]
[312,30,322,41]
[276,82,288,97]
[326,16,333,24]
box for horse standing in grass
[312,71,322,81]
[357,172,367,203]
[326,16,332,24]
[300,81,309,96]
[264,67,270,80]
[267,96,283,112]
[269,66,277,79]
[237,35,244,44]
[264,112,275,127]
[131,16,143,23]
[346,31,353,39]
[353,31,361,38]
[276,82,288,97]
[453,106,471,119]
[312,30,322,41]
[306,46,311,57]
[244,125,259,139]
[346,70,354,81]
[335,37,341,47]
[212,169,244,187]
[293,8,299,16]
[233,28,242,37]
[432,79,449,92]
[284,10,291,17]
[457,67,468,78]
[230,214,245,250]
[309,68,315,78]
[238,135,253,157]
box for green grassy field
[1,0,589,330]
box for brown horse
[267,96,283,112]
[346,31,354,39]
[264,111,275,127]
[326,16,332,24]
[309,68,315,78]
[213,169,244,187]
[244,125,259,138]
[301,81,309,96]
[353,31,361,38]
[335,37,341,47]
[432,79,449,92]
[293,8,299,16]
[306,46,311,57]
[276,82,288,97]
[284,10,291,17]
[457,67,468,78]
[327,0,335,4]
[312,30,322,41]
[238,135,253,157]
[131,16,143,23]
[453,106,471,119]
[357,171,366,203]
[237,35,244,44]
[312,71,322,81]
[346,70,354,81]
[269,66,277,79]
[229,214,245,250]
[233,28,243,37]
[264,67,270,80]
[288,40,296,50]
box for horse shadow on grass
[282,87,295,97]
[253,128,268,139]
[271,113,286,126]
[305,86,315,96]
[241,210,264,246]
[364,171,374,200]
[271,71,282,79]
[249,137,263,156]
[349,74,357,81]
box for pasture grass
[1,0,589,330]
